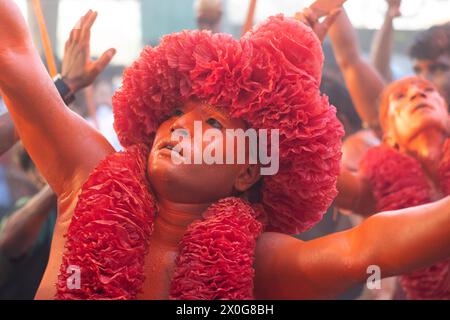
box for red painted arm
[255,196,450,299]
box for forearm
[328,9,360,69]
[353,196,450,278]
[284,196,450,299]
[328,10,386,132]
[0,185,56,259]
[0,112,19,156]
[370,13,394,81]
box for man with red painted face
[337,76,450,299]
[1,0,450,300]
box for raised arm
[0,112,19,156]
[328,9,386,133]
[0,1,114,195]
[370,0,401,82]
[255,196,450,299]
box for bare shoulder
[254,232,305,299]
[255,232,304,269]
[256,232,297,252]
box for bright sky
[15,0,450,66]
[229,0,450,29]
[16,0,142,65]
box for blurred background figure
[195,0,223,32]
[0,147,56,300]
[410,22,450,107]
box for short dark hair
[409,22,450,60]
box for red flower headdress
[56,15,344,299]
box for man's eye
[393,93,405,100]
[436,63,450,72]
[206,118,223,130]
[424,87,434,92]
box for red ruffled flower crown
[113,15,344,234]
[56,15,343,300]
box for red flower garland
[170,198,263,300]
[360,141,450,300]
[56,145,156,300]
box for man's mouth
[158,140,183,156]
[412,103,433,113]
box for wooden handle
[31,0,58,78]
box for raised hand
[387,0,402,18]
[295,7,342,42]
[309,0,347,18]
[61,10,116,93]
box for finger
[314,9,341,42]
[64,38,70,52]
[81,10,98,41]
[70,13,86,44]
[92,48,116,75]
[303,7,319,22]
[302,7,320,28]
[296,12,316,30]
[294,11,307,24]
[321,8,341,31]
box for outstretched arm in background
[370,0,402,82]
[0,1,115,197]
[255,196,450,299]
[0,185,55,259]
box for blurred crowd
[0,0,449,300]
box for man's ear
[234,164,261,192]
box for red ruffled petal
[56,145,156,300]
[360,146,432,211]
[400,258,450,300]
[169,198,262,300]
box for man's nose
[419,70,434,83]
[170,115,192,136]
[408,86,427,102]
